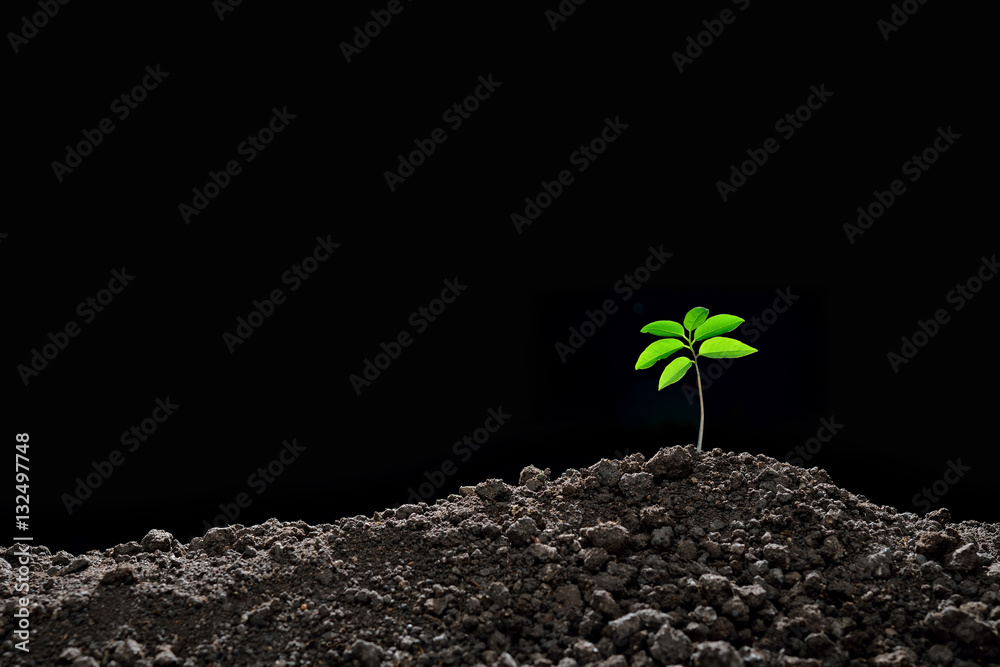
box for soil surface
[2,445,999,667]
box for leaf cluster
[635,306,757,389]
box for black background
[4,1,994,556]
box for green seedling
[635,306,758,453]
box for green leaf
[683,307,709,332]
[635,339,687,370]
[639,320,686,338]
[658,356,693,390]
[693,314,745,342]
[698,336,758,359]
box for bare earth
[2,445,998,666]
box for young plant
[635,306,758,453]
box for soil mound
[2,445,999,666]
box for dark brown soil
[2,445,999,666]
